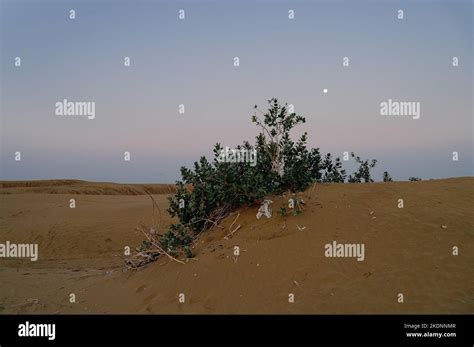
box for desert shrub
[383,171,393,182]
[252,99,324,192]
[321,153,346,183]
[347,152,377,183]
[128,98,386,268]
[409,176,422,181]
[168,98,323,235]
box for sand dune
[0,178,473,313]
[0,179,176,195]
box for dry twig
[224,213,241,239]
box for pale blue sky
[1,0,472,183]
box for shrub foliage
[127,98,397,267]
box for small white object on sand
[256,199,273,219]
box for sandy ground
[0,178,473,314]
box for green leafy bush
[321,153,346,183]
[383,171,393,182]
[168,98,326,235]
[128,98,394,267]
[348,152,378,183]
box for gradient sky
[1,0,472,183]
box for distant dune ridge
[0,177,473,313]
[0,179,176,195]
